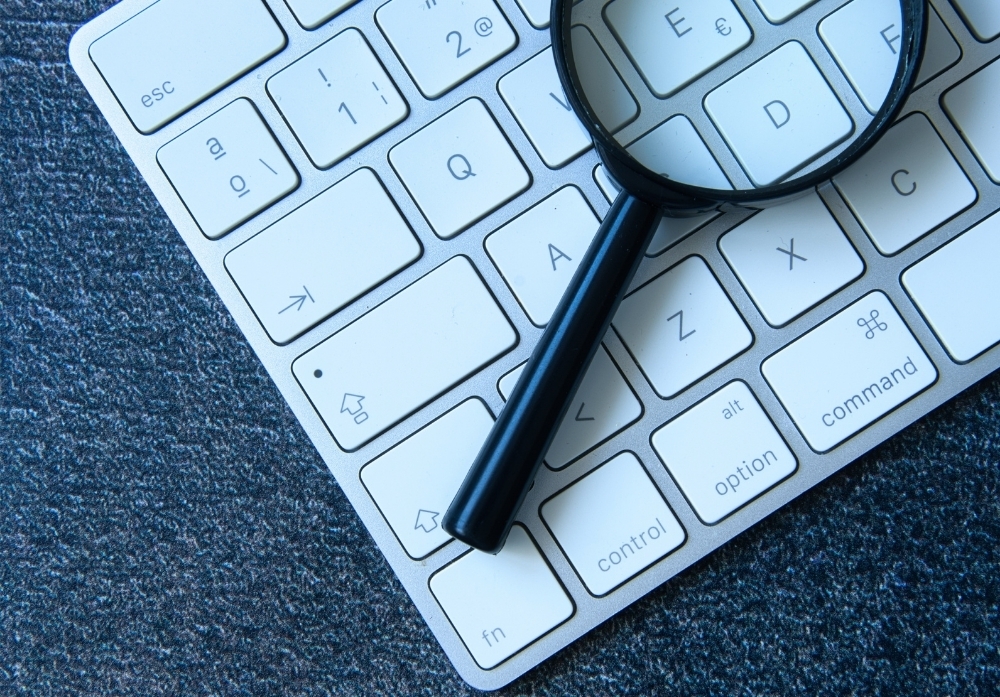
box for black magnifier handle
[442,192,663,553]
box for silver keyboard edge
[69,0,1000,689]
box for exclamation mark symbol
[319,68,331,87]
[373,81,388,105]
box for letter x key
[776,238,807,270]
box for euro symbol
[715,18,731,36]
[447,154,476,180]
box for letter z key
[613,257,752,398]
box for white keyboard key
[915,6,962,87]
[360,399,493,559]
[613,257,752,398]
[390,99,530,239]
[951,0,1000,42]
[486,187,599,325]
[284,0,358,29]
[540,453,685,595]
[605,0,752,98]
[157,99,299,240]
[594,165,720,256]
[225,169,421,345]
[267,29,408,169]
[376,0,516,99]
[719,193,864,326]
[429,525,573,669]
[593,165,619,202]
[626,116,732,190]
[902,211,1000,362]
[819,0,904,113]
[89,0,285,134]
[498,49,592,168]
[571,26,638,133]
[762,292,936,452]
[833,113,976,255]
[293,257,516,451]
[652,382,796,524]
[705,42,854,187]
[515,0,550,28]
[752,0,818,23]
[943,57,1000,183]
[498,346,642,469]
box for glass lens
[564,0,910,193]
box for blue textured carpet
[2,1,999,694]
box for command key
[762,292,936,452]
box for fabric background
[2,1,999,694]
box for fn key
[430,526,573,669]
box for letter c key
[891,168,916,196]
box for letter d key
[764,100,790,129]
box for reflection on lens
[567,0,906,192]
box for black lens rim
[551,0,928,213]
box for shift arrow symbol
[341,393,365,416]
[279,286,315,314]
[574,402,595,422]
[414,509,440,533]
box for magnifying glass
[444,0,927,553]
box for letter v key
[549,91,572,111]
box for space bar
[293,257,517,452]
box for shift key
[762,292,935,452]
[294,257,517,451]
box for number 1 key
[268,28,408,169]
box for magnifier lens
[561,0,917,204]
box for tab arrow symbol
[279,286,315,314]
[574,402,595,422]
[414,509,440,533]
[341,393,365,416]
